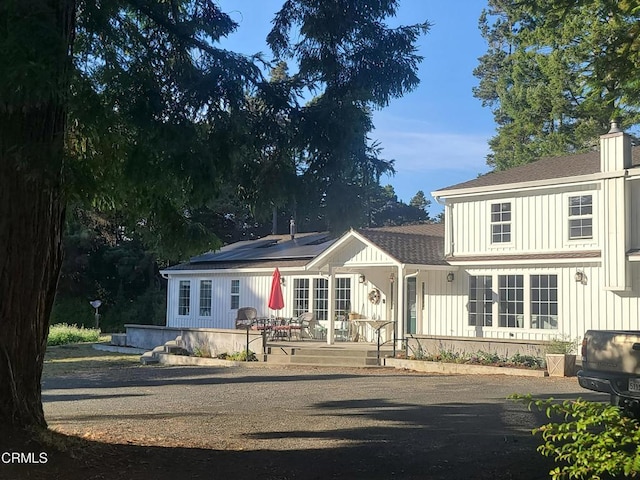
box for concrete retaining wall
[123,324,265,356]
[384,357,547,377]
[404,335,547,359]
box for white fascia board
[305,229,356,270]
[446,257,601,267]
[159,267,308,276]
[431,172,620,201]
[402,263,453,271]
[305,229,402,270]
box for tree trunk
[0,0,75,432]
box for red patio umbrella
[268,268,285,311]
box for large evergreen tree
[474,0,640,170]
[0,0,429,439]
[267,0,430,232]
[2,0,261,436]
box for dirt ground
[0,345,604,480]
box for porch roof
[356,224,446,266]
[307,223,446,270]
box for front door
[406,277,417,334]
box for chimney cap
[608,119,622,134]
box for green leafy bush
[545,335,579,354]
[510,394,640,479]
[218,350,257,362]
[192,343,212,358]
[399,345,544,369]
[48,324,101,346]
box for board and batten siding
[421,263,640,342]
[449,183,600,256]
[167,273,281,329]
[165,271,390,330]
[331,238,397,266]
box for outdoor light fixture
[575,270,587,284]
[89,300,102,329]
[358,274,366,284]
[446,272,455,283]
[389,272,395,283]
[280,276,286,286]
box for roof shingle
[357,223,446,266]
[436,146,640,193]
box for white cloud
[373,125,492,174]
[371,115,495,208]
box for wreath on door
[368,288,381,305]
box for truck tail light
[581,337,588,362]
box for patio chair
[235,307,257,329]
[290,312,315,340]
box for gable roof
[355,223,446,266]
[434,146,640,194]
[164,223,447,274]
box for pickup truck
[577,330,640,418]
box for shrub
[398,346,544,369]
[48,324,101,346]
[509,353,544,369]
[218,350,257,362]
[545,336,579,355]
[192,343,212,358]
[510,394,640,480]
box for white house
[430,122,640,342]
[161,123,640,347]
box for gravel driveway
[41,363,602,479]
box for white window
[314,278,328,321]
[498,274,523,327]
[335,278,351,316]
[178,280,190,316]
[468,276,493,327]
[530,275,558,329]
[468,273,559,330]
[199,280,212,316]
[491,202,511,243]
[568,195,593,239]
[293,278,309,316]
[230,279,240,310]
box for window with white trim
[490,202,511,243]
[468,275,493,327]
[293,278,309,316]
[199,280,212,316]
[230,279,240,310]
[498,274,523,327]
[335,278,351,317]
[178,280,190,316]
[313,278,328,321]
[568,195,593,239]
[530,275,558,329]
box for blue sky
[216,0,493,215]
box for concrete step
[266,347,392,358]
[263,345,392,367]
[140,351,159,365]
[289,355,381,366]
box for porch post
[327,266,335,345]
[396,265,405,350]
